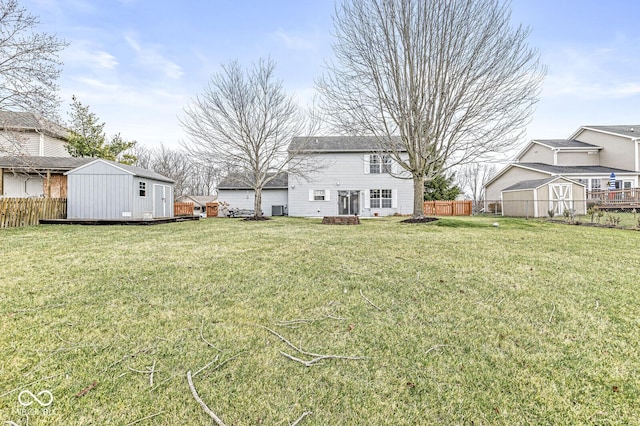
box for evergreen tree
[65,96,137,164]
[424,173,461,201]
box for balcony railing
[587,188,640,206]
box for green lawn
[1,217,639,425]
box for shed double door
[153,184,171,217]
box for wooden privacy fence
[174,202,194,216]
[0,198,67,228]
[423,200,472,216]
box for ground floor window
[590,178,601,190]
[370,189,392,208]
[308,189,330,201]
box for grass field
[1,216,639,425]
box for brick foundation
[322,216,360,225]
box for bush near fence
[0,198,67,228]
[423,200,472,216]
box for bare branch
[125,411,165,426]
[359,289,383,311]
[290,411,313,426]
[186,371,227,426]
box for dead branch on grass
[425,345,452,356]
[0,374,59,398]
[359,289,382,311]
[187,370,227,426]
[200,319,222,351]
[548,304,556,323]
[127,360,159,387]
[103,346,153,373]
[290,411,313,425]
[259,325,364,367]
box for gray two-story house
[485,125,640,217]
[216,136,415,217]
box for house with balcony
[484,125,640,217]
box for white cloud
[272,29,318,51]
[124,32,184,80]
[64,40,118,71]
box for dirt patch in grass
[401,216,439,224]
[242,216,271,221]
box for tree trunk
[413,175,425,218]
[254,187,263,217]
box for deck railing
[587,188,640,206]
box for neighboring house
[217,173,288,217]
[176,194,217,216]
[485,125,640,217]
[216,137,414,217]
[65,159,175,220]
[0,110,70,157]
[0,156,92,197]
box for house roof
[218,173,288,190]
[516,162,635,175]
[0,156,92,171]
[288,136,405,153]
[176,195,217,207]
[66,158,175,183]
[0,110,69,140]
[577,125,640,139]
[532,139,601,149]
[502,176,584,192]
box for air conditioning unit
[272,205,286,216]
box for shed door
[549,184,572,215]
[153,184,170,217]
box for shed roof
[218,173,288,190]
[288,136,405,153]
[0,110,69,140]
[502,176,584,192]
[65,158,175,183]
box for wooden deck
[587,188,640,210]
[40,216,200,226]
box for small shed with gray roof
[501,176,586,218]
[65,158,175,219]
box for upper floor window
[139,182,147,197]
[369,154,392,174]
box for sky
[21,0,640,155]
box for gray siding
[485,166,549,202]
[43,135,70,157]
[217,188,288,216]
[519,144,553,164]
[67,174,133,219]
[575,129,636,171]
[0,131,40,155]
[288,152,413,217]
[556,151,599,166]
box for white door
[549,184,572,215]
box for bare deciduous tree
[458,163,496,213]
[134,144,222,197]
[181,58,317,218]
[318,0,545,217]
[0,0,67,118]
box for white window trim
[308,189,331,201]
